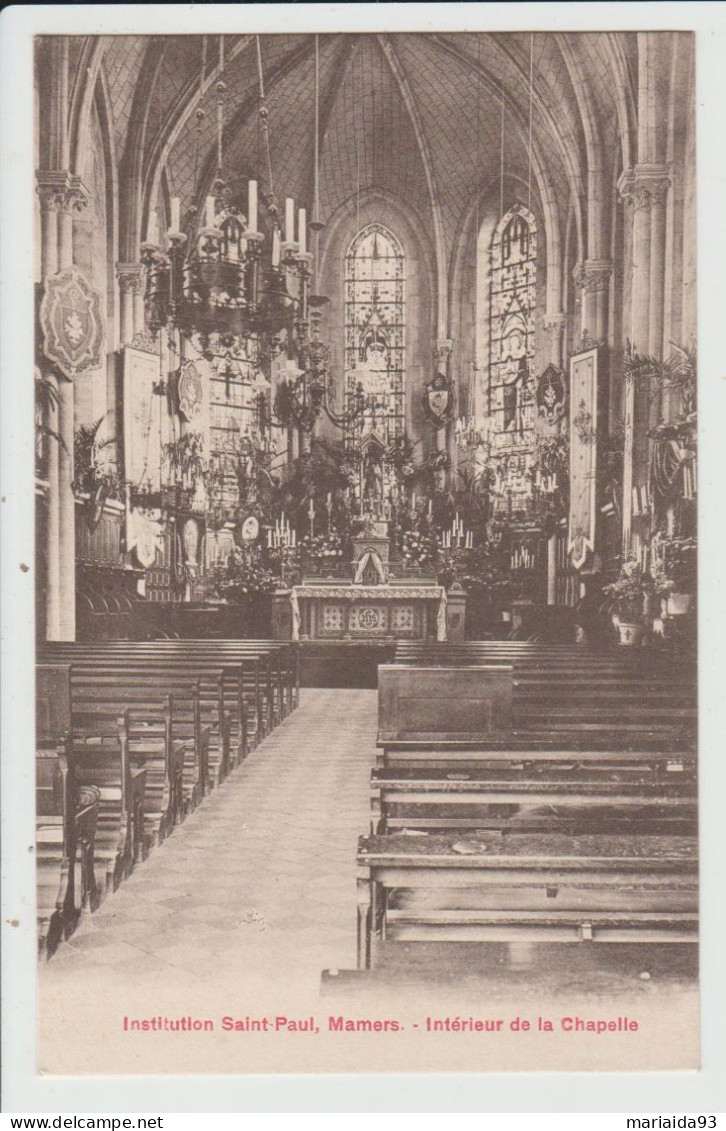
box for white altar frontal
[271,523,465,643]
[287,580,447,642]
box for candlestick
[170,196,181,232]
[298,208,307,255]
[205,195,215,228]
[248,179,258,232]
[285,198,295,244]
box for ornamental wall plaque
[178,359,203,421]
[536,363,567,425]
[423,372,455,426]
[40,267,104,378]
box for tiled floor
[40,689,376,997]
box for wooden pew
[38,642,281,755]
[370,766,697,836]
[69,716,151,892]
[63,664,215,804]
[36,746,100,959]
[356,832,698,969]
[378,664,514,743]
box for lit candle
[291,530,296,548]
[206,195,215,228]
[147,208,160,246]
[248,179,258,231]
[272,228,281,268]
[170,196,181,232]
[267,529,272,549]
[285,198,295,244]
[428,499,432,519]
[298,208,306,255]
[308,497,315,518]
[326,492,332,507]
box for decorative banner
[40,267,104,378]
[536,363,567,425]
[178,359,203,421]
[423,371,455,425]
[124,346,163,489]
[127,510,164,569]
[568,346,599,569]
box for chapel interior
[34,31,698,1041]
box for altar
[271,520,465,643]
[282,580,447,642]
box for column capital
[542,311,568,331]
[116,262,146,295]
[578,259,613,294]
[36,170,90,214]
[618,164,670,210]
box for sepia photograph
[5,5,718,1096]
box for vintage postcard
[2,0,726,1112]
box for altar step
[300,642,397,688]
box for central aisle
[40,691,377,1053]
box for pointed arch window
[487,204,537,505]
[344,223,405,443]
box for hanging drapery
[568,346,599,569]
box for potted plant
[602,557,658,644]
[655,535,697,616]
[72,416,124,528]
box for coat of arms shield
[423,372,455,425]
[40,267,104,378]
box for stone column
[617,166,670,550]
[116,263,146,345]
[580,259,613,343]
[44,373,61,639]
[434,339,454,484]
[542,312,568,368]
[57,379,76,640]
[36,171,89,640]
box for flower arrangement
[301,530,345,562]
[400,527,438,568]
[210,545,277,601]
[602,557,658,625]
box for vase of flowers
[602,557,658,644]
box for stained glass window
[487,205,537,510]
[344,224,405,446]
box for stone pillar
[44,373,61,639]
[36,171,89,640]
[543,312,568,368]
[57,379,76,640]
[547,533,558,606]
[582,260,613,343]
[116,263,146,345]
[434,338,454,484]
[617,166,670,550]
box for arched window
[344,223,405,445]
[486,204,537,509]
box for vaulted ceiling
[98,32,636,264]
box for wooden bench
[36,747,100,959]
[356,832,698,969]
[63,664,215,806]
[378,664,514,743]
[38,642,288,755]
[68,716,153,892]
[370,767,697,836]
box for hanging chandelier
[141,35,313,344]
